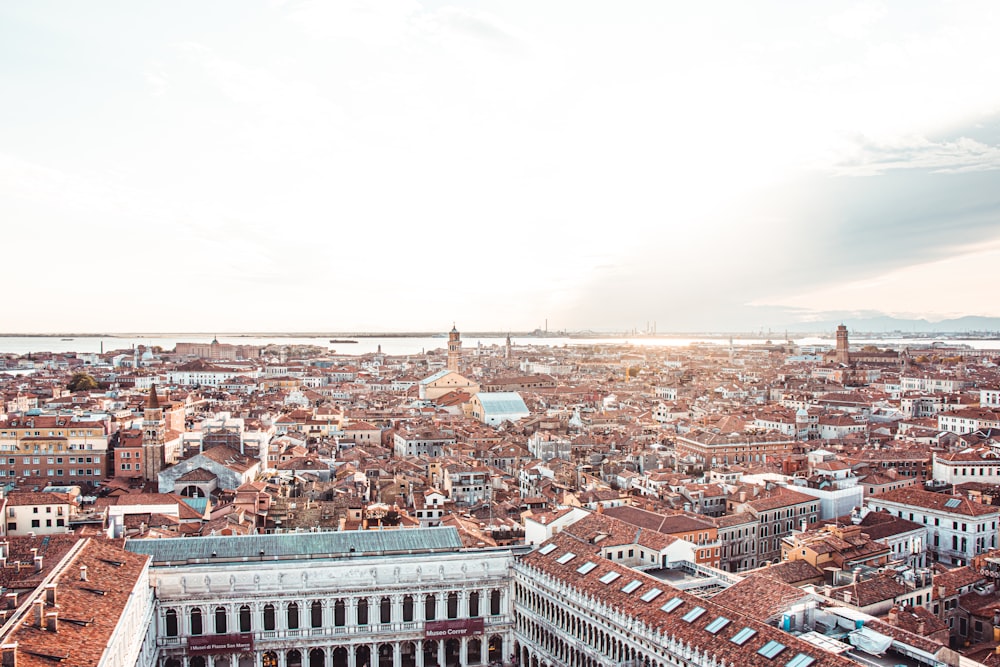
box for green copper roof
[125,527,464,564]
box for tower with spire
[142,384,166,483]
[447,324,462,372]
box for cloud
[831,134,1000,176]
[827,1,888,40]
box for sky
[2,1,1000,334]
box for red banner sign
[188,634,254,655]
[424,618,485,639]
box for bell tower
[835,324,850,365]
[142,384,166,483]
[447,324,462,372]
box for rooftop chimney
[33,600,44,628]
[0,642,17,667]
[4,593,16,610]
[45,612,58,633]
[33,557,42,574]
[79,566,88,582]
[44,584,56,607]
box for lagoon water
[2,334,1000,357]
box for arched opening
[334,599,346,626]
[403,595,414,622]
[215,658,231,667]
[215,606,227,634]
[425,594,436,620]
[401,641,417,667]
[490,590,501,615]
[239,605,251,633]
[379,643,393,667]
[180,485,206,497]
[356,645,371,667]
[191,607,204,635]
[469,591,480,617]
[468,638,482,664]
[489,636,503,664]
[190,658,206,667]
[287,602,300,630]
[380,596,391,624]
[332,647,349,667]
[309,649,325,667]
[165,660,181,667]
[164,609,177,637]
[445,639,461,666]
[424,639,439,667]
[287,649,302,667]
[263,604,276,631]
[311,600,323,628]
[262,652,278,667]
[447,592,458,619]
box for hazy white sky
[3,1,1000,333]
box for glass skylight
[705,617,731,634]
[556,552,576,564]
[621,580,642,594]
[730,627,757,645]
[539,543,557,555]
[576,561,598,575]
[785,654,815,667]
[660,597,684,613]
[640,587,663,602]
[758,641,787,659]
[599,571,621,584]
[681,606,707,623]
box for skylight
[681,606,707,623]
[705,617,731,634]
[576,561,598,575]
[640,587,663,602]
[758,641,787,659]
[730,627,757,645]
[556,552,576,564]
[599,571,621,584]
[621,580,642,594]
[660,597,684,613]
[945,498,962,508]
[785,654,815,667]
[539,543,557,555]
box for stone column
[416,640,424,667]
[393,642,402,667]
[479,637,488,665]
[459,637,468,667]
[348,646,357,667]
[437,640,445,667]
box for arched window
[190,608,203,635]
[215,606,227,634]
[311,601,322,628]
[469,591,480,618]
[357,599,369,626]
[403,595,414,622]
[165,609,178,637]
[380,597,391,624]
[447,592,458,619]
[239,605,251,633]
[425,594,436,621]
[334,600,346,627]
[264,604,276,631]
[287,602,300,630]
[490,590,501,616]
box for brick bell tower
[447,324,462,372]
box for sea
[2,334,1000,357]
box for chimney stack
[33,556,42,574]
[44,612,58,633]
[33,600,44,628]
[79,566,88,582]
[4,593,16,610]
[0,643,17,667]
[44,584,56,607]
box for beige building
[2,490,74,536]
[418,370,479,401]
